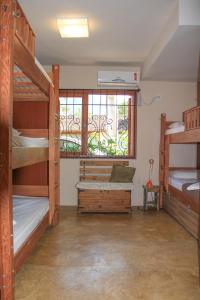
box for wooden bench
[77,160,132,213]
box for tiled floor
[15,207,200,300]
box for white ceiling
[19,0,176,65]
[143,26,200,81]
[18,0,200,81]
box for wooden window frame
[59,89,137,159]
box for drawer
[164,193,198,238]
[79,189,130,200]
[79,198,130,207]
[168,186,198,213]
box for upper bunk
[11,1,59,170]
[13,1,51,99]
[13,64,50,102]
[161,105,200,144]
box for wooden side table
[143,185,160,211]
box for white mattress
[18,136,48,147]
[76,181,133,190]
[168,177,197,191]
[170,170,200,180]
[12,135,48,147]
[13,195,49,254]
[165,125,185,135]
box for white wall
[179,0,200,25]
[56,65,196,206]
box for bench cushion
[76,181,133,191]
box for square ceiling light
[57,18,89,38]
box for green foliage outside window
[61,130,128,156]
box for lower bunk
[163,169,199,238]
[13,195,49,272]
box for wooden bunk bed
[0,1,60,299]
[159,106,200,236]
[159,104,200,280]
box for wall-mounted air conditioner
[97,71,140,88]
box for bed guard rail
[14,1,35,57]
[183,105,200,130]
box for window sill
[60,152,136,159]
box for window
[59,89,137,158]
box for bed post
[52,64,60,225]
[197,54,200,169]
[197,53,200,285]
[164,134,169,193]
[159,113,166,208]
[198,188,200,285]
[49,65,60,225]
[0,0,14,299]
[52,65,60,118]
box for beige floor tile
[15,208,200,300]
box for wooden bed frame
[0,1,60,298]
[12,147,49,169]
[14,213,49,273]
[78,160,132,213]
[165,185,199,238]
[159,103,200,279]
[159,110,200,234]
[159,107,200,206]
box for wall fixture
[57,18,89,38]
[138,92,161,106]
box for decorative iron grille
[59,90,136,157]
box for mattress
[165,125,185,135]
[13,195,49,254]
[168,169,199,191]
[76,181,133,190]
[168,177,197,191]
[18,136,48,147]
[12,135,48,147]
[170,169,200,180]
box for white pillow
[187,182,200,191]
[12,128,21,136]
[169,121,184,129]
[170,170,199,180]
